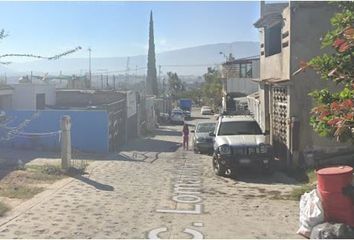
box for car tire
[225,168,238,178]
[212,154,226,176]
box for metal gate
[272,86,289,162]
[106,98,126,152]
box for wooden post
[137,103,141,137]
[61,115,72,169]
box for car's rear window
[196,123,215,133]
[218,121,262,135]
[172,112,183,115]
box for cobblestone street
[0,113,300,239]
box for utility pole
[162,77,165,98]
[101,74,103,89]
[60,115,71,169]
[59,70,62,85]
[106,75,109,89]
[126,57,130,83]
[135,65,138,82]
[113,75,116,90]
[88,47,92,89]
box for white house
[11,83,56,110]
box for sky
[0,1,260,62]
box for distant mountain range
[2,41,259,79]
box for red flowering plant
[294,2,354,142]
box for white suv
[210,115,274,176]
[201,106,213,115]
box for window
[239,63,253,78]
[218,121,263,135]
[196,123,216,133]
[246,63,252,78]
[265,23,282,57]
[240,64,247,78]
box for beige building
[253,1,352,168]
[221,56,260,113]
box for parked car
[192,121,216,154]
[159,112,170,123]
[170,109,185,124]
[183,110,191,119]
[210,115,274,176]
[201,106,213,115]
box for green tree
[296,2,354,142]
[167,72,185,101]
[146,11,158,96]
[202,67,223,110]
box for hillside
[6,41,259,76]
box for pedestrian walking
[182,123,189,150]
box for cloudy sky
[0,1,260,61]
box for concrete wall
[0,110,109,153]
[126,91,137,118]
[11,84,56,110]
[259,7,291,81]
[0,94,12,109]
[288,2,350,157]
[126,114,138,141]
[252,60,260,79]
[247,94,262,132]
[226,78,258,95]
[145,96,156,130]
[56,90,126,107]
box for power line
[160,63,221,67]
[89,62,221,75]
[92,67,147,75]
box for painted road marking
[148,227,168,239]
[157,163,204,214]
[184,228,204,239]
[193,222,204,227]
[148,226,204,239]
[150,152,205,239]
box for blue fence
[0,110,109,153]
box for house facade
[221,56,260,113]
[0,85,14,110]
[11,83,56,110]
[254,1,352,168]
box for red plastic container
[317,166,354,227]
